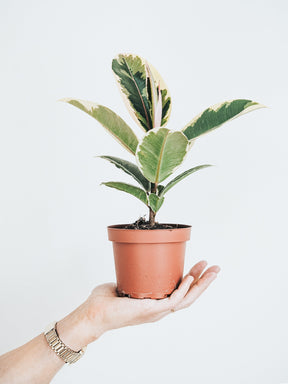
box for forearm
[0,334,64,384]
[0,302,101,384]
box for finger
[185,260,208,281]
[167,275,194,311]
[156,275,194,313]
[200,265,221,279]
[175,272,217,311]
[157,263,209,312]
[187,264,220,288]
[129,276,193,316]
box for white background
[1,0,287,383]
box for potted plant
[61,54,264,299]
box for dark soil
[119,216,189,230]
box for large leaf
[112,54,152,132]
[136,128,189,184]
[148,193,164,213]
[159,165,212,197]
[112,54,172,131]
[101,181,148,206]
[182,99,265,141]
[99,155,150,191]
[60,98,139,155]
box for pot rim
[107,223,191,230]
[107,224,192,243]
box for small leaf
[101,182,148,206]
[136,127,189,184]
[154,85,163,128]
[182,99,266,141]
[159,165,212,197]
[146,61,158,128]
[60,98,139,155]
[99,156,150,191]
[148,62,172,127]
[148,193,164,213]
[157,184,165,195]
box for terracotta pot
[107,224,191,299]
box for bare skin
[0,261,220,384]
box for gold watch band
[44,321,86,364]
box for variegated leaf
[148,61,172,127]
[154,86,163,128]
[148,193,164,213]
[182,99,265,141]
[112,54,152,132]
[136,128,189,184]
[112,54,172,131]
[146,62,158,128]
[101,181,148,206]
[60,98,139,155]
[99,155,150,191]
[159,165,212,197]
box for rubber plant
[61,54,264,299]
[61,54,264,227]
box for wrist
[57,301,104,351]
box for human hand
[0,261,220,384]
[86,260,220,336]
[57,260,220,350]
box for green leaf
[148,193,164,213]
[99,155,150,191]
[112,54,152,132]
[157,184,165,195]
[136,128,189,184]
[101,182,148,206]
[159,165,212,197]
[182,99,265,141]
[59,98,139,155]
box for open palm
[86,260,220,334]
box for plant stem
[149,183,158,227]
[149,207,156,226]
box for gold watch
[44,321,87,364]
